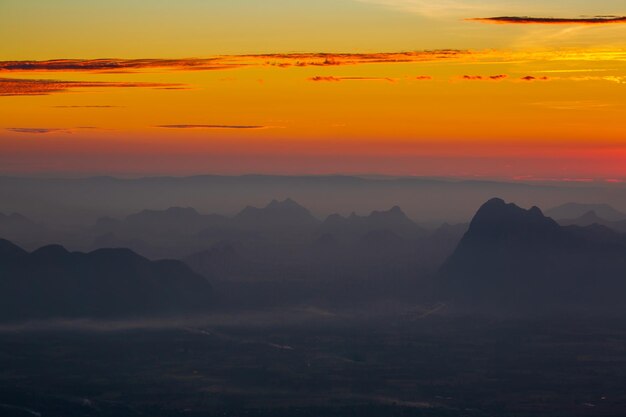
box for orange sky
[1,1,626,180]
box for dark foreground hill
[0,239,212,321]
[440,198,626,314]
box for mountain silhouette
[0,238,28,259]
[234,198,320,232]
[320,206,424,240]
[440,198,626,314]
[0,239,212,321]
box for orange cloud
[0,58,239,73]
[0,77,184,96]
[469,16,626,25]
[308,76,396,82]
[0,51,469,73]
[309,76,341,82]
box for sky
[1,0,626,180]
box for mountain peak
[266,198,302,210]
[236,198,319,230]
[370,205,407,218]
[31,244,71,259]
[469,198,558,236]
[440,199,626,313]
[164,206,200,216]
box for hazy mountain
[413,222,469,269]
[0,239,212,321]
[234,198,320,232]
[4,174,626,228]
[94,206,230,236]
[546,202,626,222]
[0,211,48,244]
[320,206,425,240]
[558,210,626,233]
[440,198,626,314]
[183,242,245,281]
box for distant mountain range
[319,206,426,240]
[0,239,212,321]
[89,199,434,258]
[0,211,48,245]
[557,210,626,233]
[546,202,626,222]
[4,196,626,320]
[3,174,625,227]
[95,198,318,236]
[440,198,626,314]
[235,198,320,232]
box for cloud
[157,124,269,130]
[0,77,184,96]
[414,75,433,80]
[0,51,469,73]
[5,126,98,134]
[308,76,396,82]
[469,16,626,25]
[461,74,508,80]
[520,75,549,81]
[0,58,239,73]
[6,128,66,134]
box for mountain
[95,207,230,236]
[413,222,468,269]
[5,174,626,228]
[0,239,212,321]
[546,202,626,222]
[558,210,626,233]
[320,206,425,240]
[439,198,626,314]
[0,238,28,259]
[183,243,243,281]
[0,212,48,243]
[234,198,320,232]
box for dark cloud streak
[0,51,469,73]
[157,124,268,130]
[469,16,626,25]
[308,76,397,82]
[6,128,65,134]
[52,105,122,108]
[0,77,184,96]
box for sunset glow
[1,0,625,180]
